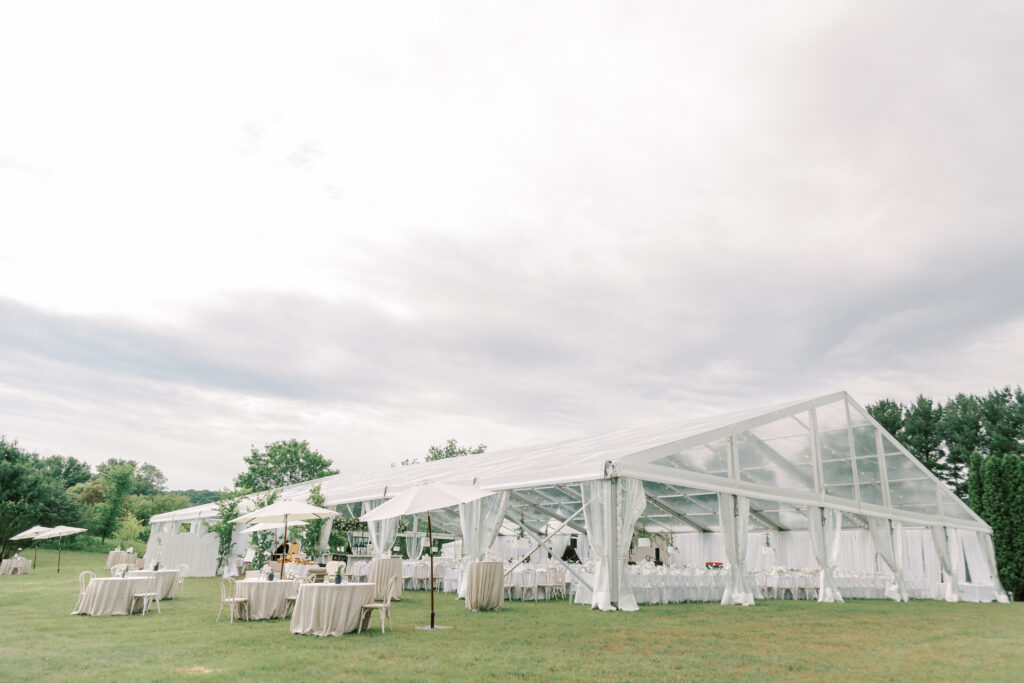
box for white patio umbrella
[361,480,494,630]
[230,500,337,570]
[10,525,52,567]
[241,520,308,534]
[35,526,87,573]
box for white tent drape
[717,493,754,606]
[581,478,646,611]
[406,533,426,561]
[807,506,844,603]
[458,491,510,597]
[931,526,962,602]
[977,531,1010,603]
[364,499,399,558]
[868,517,908,601]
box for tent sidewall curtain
[457,491,510,597]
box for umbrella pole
[428,512,435,629]
[33,541,38,567]
[57,536,63,573]
[281,517,289,577]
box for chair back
[325,560,341,576]
[110,563,128,577]
[220,576,238,601]
[177,564,189,577]
[383,575,398,607]
[521,567,537,586]
[245,570,260,580]
[79,570,95,595]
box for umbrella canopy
[230,500,338,525]
[241,520,308,534]
[361,481,494,522]
[33,526,87,573]
[10,525,52,541]
[36,526,87,539]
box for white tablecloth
[105,551,138,570]
[465,561,504,611]
[369,558,403,601]
[126,570,180,600]
[1,557,32,575]
[235,579,299,619]
[346,560,370,580]
[73,577,152,616]
[290,583,376,636]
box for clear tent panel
[650,437,729,477]
[817,399,857,500]
[852,423,884,505]
[737,414,816,492]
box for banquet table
[345,560,370,581]
[572,569,729,605]
[402,560,430,590]
[369,558,403,601]
[235,579,299,620]
[290,582,376,636]
[1,557,32,575]
[105,550,138,570]
[464,561,503,611]
[72,576,152,616]
[126,569,181,600]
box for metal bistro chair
[130,576,161,616]
[520,568,539,602]
[359,575,397,634]
[76,570,96,612]
[176,564,189,597]
[217,577,249,623]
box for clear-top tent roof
[152,391,988,537]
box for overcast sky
[1,2,1022,491]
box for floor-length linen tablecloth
[290,583,376,636]
[235,579,299,619]
[369,558,403,601]
[126,569,180,600]
[1,557,32,575]
[72,577,152,616]
[105,551,138,570]
[464,561,504,611]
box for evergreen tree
[967,451,985,518]
[901,396,947,481]
[866,398,904,438]
[938,394,982,500]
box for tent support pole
[608,478,619,609]
[428,512,435,629]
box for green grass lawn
[1,550,1022,682]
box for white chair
[176,564,188,597]
[520,568,539,601]
[545,566,566,600]
[359,575,396,634]
[130,576,161,616]
[76,570,95,611]
[217,577,249,623]
[245,570,261,581]
[504,569,516,601]
[110,563,129,577]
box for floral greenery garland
[247,489,280,570]
[211,489,244,574]
[296,484,326,557]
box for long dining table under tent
[147,391,1009,609]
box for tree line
[866,386,1024,600]
[0,437,217,557]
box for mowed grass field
[1,550,1022,682]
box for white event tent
[147,391,1007,608]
